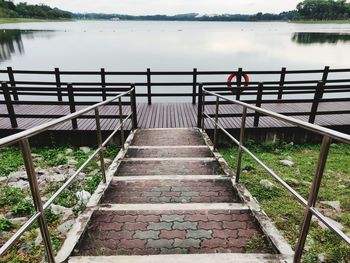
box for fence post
[197,84,203,128]
[7,67,18,101]
[236,68,243,100]
[213,97,220,150]
[277,67,286,100]
[293,136,332,263]
[55,67,62,102]
[192,68,197,105]
[309,81,324,124]
[254,82,263,127]
[2,82,17,128]
[319,66,329,100]
[67,83,78,129]
[19,138,55,263]
[95,107,106,183]
[119,97,125,150]
[130,84,138,130]
[101,68,107,101]
[147,68,152,105]
[236,106,247,183]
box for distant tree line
[0,0,72,19]
[296,0,350,20]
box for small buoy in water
[178,29,183,31]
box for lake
[0,20,349,102]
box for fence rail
[200,87,350,263]
[0,87,137,262]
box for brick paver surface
[74,210,273,256]
[102,179,241,204]
[126,147,213,158]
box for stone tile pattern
[117,160,223,176]
[74,210,273,256]
[102,180,241,204]
[131,129,205,146]
[126,147,213,158]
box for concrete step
[115,159,224,176]
[126,146,213,158]
[101,179,241,204]
[132,129,205,146]
[72,207,274,257]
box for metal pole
[147,68,152,105]
[2,82,17,128]
[236,106,247,183]
[197,84,203,128]
[20,139,55,263]
[130,85,138,130]
[119,97,125,150]
[213,97,220,150]
[192,68,197,104]
[201,86,206,130]
[95,108,106,183]
[293,136,332,263]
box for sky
[14,0,302,15]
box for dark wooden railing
[0,66,350,129]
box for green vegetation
[0,17,46,24]
[220,142,350,262]
[297,0,350,20]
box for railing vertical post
[236,106,247,183]
[147,68,152,105]
[254,82,263,127]
[101,68,107,101]
[130,84,138,130]
[294,136,332,263]
[236,68,243,100]
[19,138,55,263]
[119,97,125,150]
[213,97,220,150]
[192,68,197,105]
[67,83,78,129]
[95,107,106,183]
[309,81,324,124]
[54,68,62,102]
[278,67,286,100]
[2,82,17,128]
[320,66,329,99]
[197,84,203,128]
[201,85,206,130]
[7,67,18,101]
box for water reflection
[0,29,54,62]
[292,32,350,45]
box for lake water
[0,21,349,102]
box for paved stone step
[73,209,274,256]
[126,147,213,158]
[101,179,241,204]
[115,160,223,176]
[132,129,205,146]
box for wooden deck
[0,102,350,133]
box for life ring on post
[227,73,250,89]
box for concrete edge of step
[111,175,230,181]
[55,130,136,263]
[68,253,289,263]
[121,157,217,162]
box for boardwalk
[1,101,350,132]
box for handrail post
[254,82,263,127]
[67,83,78,129]
[309,81,324,124]
[7,67,18,101]
[130,84,138,130]
[320,66,329,99]
[101,68,107,101]
[278,67,286,100]
[55,67,62,102]
[95,107,106,183]
[236,68,243,100]
[201,85,206,130]
[236,106,247,183]
[2,82,17,128]
[294,136,332,263]
[213,96,220,150]
[147,68,152,105]
[119,97,125,150]
[19,138,55,263]
[192,68,197,104]
[197,83,203,128]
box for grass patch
[220,141,350,262]
[0,18,47,24]
[291,20,350,24]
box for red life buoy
[227,73,250,89]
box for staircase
[67,128,292,262]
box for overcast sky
[14,0,301,15]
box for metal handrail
[201,87,350,263]
[0,86,137,262]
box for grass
[220,141,350,262]
[0,18,47,24]
[291,20,350,24]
